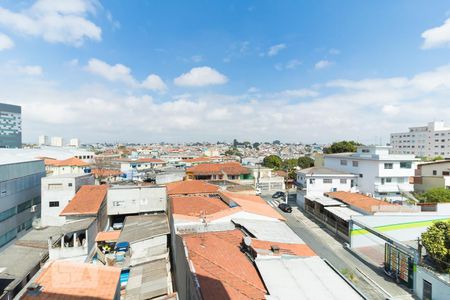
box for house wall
[414,265,450,300]
[46,165,88,176]
[107,186,167,215]
[40,174,94,226]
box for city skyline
[1,0,450,143]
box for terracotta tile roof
[187,162,250,176]
[171,196,230,217]
[250,239,316,257]
[183,230,267,300]
[221,192,285,221]
[20,260,121,300]
[91,168,122,177]
[95,230,121,242]
[325,191,397,214]
[181,157,211,163]
[60,185,107,216]
[45,157,89,167]
[166,180,219,195]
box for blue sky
[1,0,450,144]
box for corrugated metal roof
[255,256,363,300]
[125,258,172,300]
[306,195,344,207]
[118,214,169,244]
[232,218,304,244]
[324,206,362,221]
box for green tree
[297,156,314,169]
[421,220,450,273]
[281,158,298,170]
[253,142,260,149]
[224,147,242,157]
[262,155,282,169]
[432,156,444,161]
[272,140,281,145]
[419,188,450,203]
[324,141,362,154]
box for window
[68,183,73,187]
[113,201,125,207]
[340,179,347,184]
[443,171,450,176]
[385,177,392,183]
[18,200,32,213]
[432,170,437,176]
[323,179,332,184]
[423,280,432,300]
[49,201,59,207]
[309,179,315,184]
[48,183,63,190]
[384,163,393,169]
[0,207,16,222]
[400,162,411,169]
[352,161,358,167]
[361,148,370,153]
[340,160,347,166]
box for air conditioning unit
[30,205,37,212]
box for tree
[421,220,450,273]
[324,140,362,154]
[297,156,314,169]
[262,155,282,169]
[419,188,450,203]
[272,140,281,145]
[432,156,444,161]
[253,142,260,149]
[281,158,298,170]
[224,147,242,157]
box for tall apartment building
[50,136,64,147]
[324,146,418,201]
[390,121,450,158]
[38,135,49,146]
[69,138,80,148]
[0,103,22,148]
[0,157,45,250]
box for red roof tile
[20,261,121,300]
[326,191,397,214]
[171,196,230,217]
[45,157,89,167]
[187,162,250,176]
[250,239,316,257]
[95,230,121,242]
[91,168,122,177]
[183,230,267,300]
[166,180,219,195]
[60,185,107,216]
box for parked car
[272,191,285,199]
[278,203,292,213]
[255,187,262,196]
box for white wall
[414,265,450,300]
[107,186,167,215]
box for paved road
[262,193,415,300]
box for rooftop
[182,230,268,300]
[44,157,89,167]
[20,261,121,300]
[298,166,355,176]
[221,192,285,221]
[95,230,121,242]
[187,162,250,175]
[166,180,219,195]
[60,185,108,216]
[118,214,169,244]
[326,191,397,214]
[171,195,229,217]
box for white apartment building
[40,173,94,226]
[295,167,358,208]
[68,138,80,148]
[0,157,45,250]
[38,135,49,146]
[390,121,450,158]
[50,136,64,147]
[324,146,418,201]
[247,165,285,193]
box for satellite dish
[243,236,252,247]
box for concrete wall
[107,186,167,215]
[415,265,450,300]
[40,174,94,226]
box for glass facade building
[0,103,22,148]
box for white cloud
[0,32,14,50]
[17,65,43,76]
[382,105,400,115]
[85,58,167,92]
[191,55,203,63]
[275,59,302,70]
[329,48,340,55]
[268,43,286,56]
[174,66,228,87]
[315,60,333,70]
[279,89,319,98]
[0,0,101,46]
[141,74,167,93]
[422,18,450,49]
[247,87,259,93]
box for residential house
[40,174,94,227]
[44,157,90,176]
[324,145,418,201]
[413,160,450,192]
[166,180,219,196]
[186,162,251,182]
